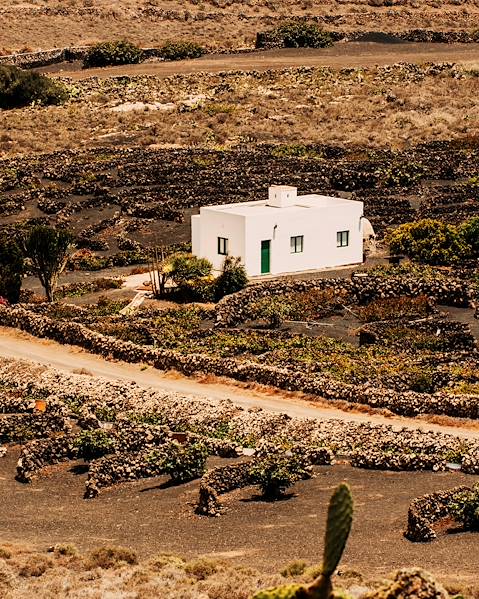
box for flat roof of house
[202,194,362,217]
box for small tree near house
[23,226,74,302]
[0,236,24,304]
[214,256,248,301]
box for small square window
[337,231,349,247]
[218,237,228,255]
[290,235,304,253]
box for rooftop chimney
[266,185,297,208]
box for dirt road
[1,326,478,439]
[50,42,479,79]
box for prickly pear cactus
[321,483,353,578]
[251,484,354,599]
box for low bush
[74,429,115,460]
[159,41,205,61]
[357,295,433,322]
[271,22,334,48]
[249,446,312,500]
[449,485,479,531]
[214,256,248,301]
[184,557,220,580]
[83,40,144,69]
[0,65,67,109]
[160,442,209,483]
[86,546,138,569]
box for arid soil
[0,448,477,588]
[3,0,479,52]
[3,58,479,157]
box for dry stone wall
[1,305,479,419]
[215,275,471,327]
[405,485,474,542]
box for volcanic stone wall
[215,275,472,327]
[1,304,479,419]
[256,28,479,49]
[405,485,474,542]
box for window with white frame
[290,235,304,253]
[337,230,349,247]
[217,237,228,255]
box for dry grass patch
[3,0,479,51]
[2,63,479,157]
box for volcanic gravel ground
[1,449,478,583]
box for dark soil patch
[1,448,478,580]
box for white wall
[243,202,363,276]
[194,207,246,272]
[192,200,363,277]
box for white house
[191,185,367,277]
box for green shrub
[280,560,308,578]
[269,22,334,48]
[450,486,479,531]
[459,217,479,257]
[376,162,424,188]
[249,449,311,500]
[386,219,467,265]
[0,65,68,109]
[74,430,115,460]
[83,40,144,68]
[0,236,24,303]
[161,442,209,483]
[159,41,205,61]
[214,256,248,301]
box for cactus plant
[252,483,353,599]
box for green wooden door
[261,240,271,274]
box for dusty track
[1,327,478,440]
[53,43,479,79]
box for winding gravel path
[1,326,478,440]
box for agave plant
[252,483,353,599]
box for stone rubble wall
[16,435,78,483]
[0,413,70,445]
[215,275,471,327]
[1,305,479,419]
[256,28,479,49]
[405,485,473,542]
[84,446,170,499]
[350,449,448,472]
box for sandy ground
[1,326,479,440]
[49,43,479,79]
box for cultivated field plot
[1,137,479,259]
[0,356,478,593]
[3,0,479,52]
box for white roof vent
[267,185,297,208]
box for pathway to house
[1,326,478,440]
